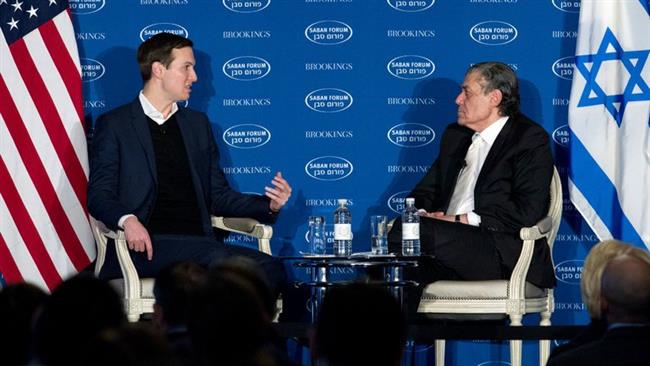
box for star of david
[574,27,650,127]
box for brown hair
[136,32,193,82]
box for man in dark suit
[388,62,556,304]
[547,253,650,366]
[88,33,291,293]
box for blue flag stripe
[569,131,645,246]
[639,0,650,16]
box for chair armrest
[90,217,108,277]
[519,216,552,241]
[89,217,143,302]
[507,216,552,302]
[211,216,273,255]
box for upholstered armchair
[417,167,562,366]
[90,216,273,322]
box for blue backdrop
[74,0,595,364]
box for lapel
[449,129,473,184]
[129,99,157,184]
[175,110,197,172]
[175,110,206,201]
[476,116,515,189]
[175,110,211,235]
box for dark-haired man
[88,33,291,294]
[388,62,556,307]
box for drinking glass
[370,215,388,255]
[308,216,326,255]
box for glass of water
[308,216,326,255]
[370,215,388,255]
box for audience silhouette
[33,273,126,366]
[0,283,47,366]
[153,261,208,366]
[312,283,407,366]
[548,247,650,366]
[81,323,180,366]
[188,258,279,366]
[6,242,646,366]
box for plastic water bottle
[333,199,352,256]
[401,198,421,256]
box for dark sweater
[146,115,203,236]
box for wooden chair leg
[539,310,552,366]
[510,340,522,366]
[509,313,523,366]
[435,339,445,366]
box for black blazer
[410,113,555,288]
[547,325,650,366]
[88,99,275,236]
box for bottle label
[334,223,352,240]
[402,223,420,240]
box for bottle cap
[337,198,347,205]
[405,197,415,204]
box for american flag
[0,0,94,291]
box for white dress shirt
[454,116,509,226]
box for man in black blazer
[388,62,556,299]
[547,254,650,366]
[88,33,292,293]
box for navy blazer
[410,113,556,288]
[88,99,274,237]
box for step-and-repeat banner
[76,0,592,364]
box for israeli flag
[569,0,650,250]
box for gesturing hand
[266,171,292,212]
[123,216,153,260]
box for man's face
[159,46,197,102]
[455,71,499,132]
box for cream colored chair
[417,167,562,366]
[90,216,273,322]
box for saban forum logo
[305,88,353,113]
[222,0,271,13]
[386,0,435,12]
[140,23,189,41]
[222,124,271,149]
[305,156,353,181]
[555,259,584,285]
[80,58,105,82]
[470,21,518,45]
[305,20,353,45]
[387,123,435,148]
[387,55,435,80]
[69,0,105,14]
[552,56,575,80]
[222,56,271,81]
[552,124,571,147]
[552,0,580,13]
[387,191,410,214]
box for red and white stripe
[0,10,94,291]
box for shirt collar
[477,116,509,146]
[138,91,178,125]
